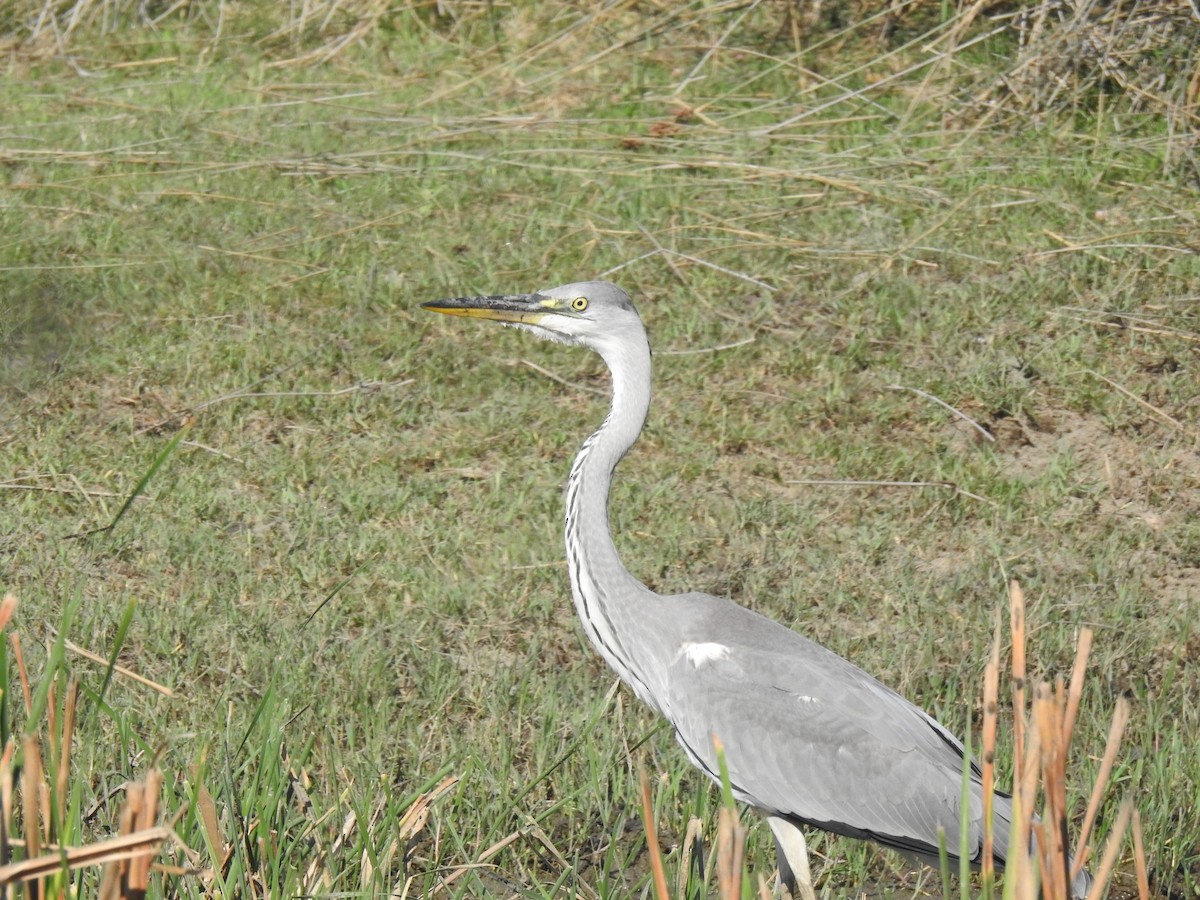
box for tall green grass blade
[97,596,137,706]
[713,735,736,812]
[67,420,191,540]
[511,680,619,813]
[28,594,82,732]
[938,828,953,900]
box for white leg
[767,816,817,900]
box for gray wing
[661,596,997,862]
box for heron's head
[422,281,645,358]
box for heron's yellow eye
[571,297,588,312]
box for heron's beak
[422,293,550,325]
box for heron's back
[643,594,1004,864]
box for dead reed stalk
[996,580,1143,900]
[0,594,173,897]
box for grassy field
[1,1,1198,896]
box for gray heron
[422,280,1091,898]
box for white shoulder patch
[681,641,731,667]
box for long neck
[564,332,658,701]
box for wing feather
[662,597,989,860]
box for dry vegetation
[0,594,172,896]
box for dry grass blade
[11,631,31,717]
[1131,809,1151,900]
[130,771,163,887]
[1061,629,1093,749]
[61,638,174,697]
[1072,698,1130,880]
[397,774,459,843]
[97,769,167,899]
[715,806,746,900]
[1007,579,1044,900]
[433,827,523,893]
[20,735,42,866]
[1009,580,1028,787]
[1033,683,1070,900]
[0,594,16,632]
[1054,308,1200,345]
[54,678,79,840]
[190,767,223,874]
[0,744,11,870]
[0,824,171,883]
[785,479,995,504]
[981,617,1001,892]
[678,816,704,896]
[1011,770,1039,900]
[527,823,598,900]
[517,359,606,396]
[638,768,670,900]
[1084,799,1134,900]
[1084,369,1194,437]
[1013,709,1043,900]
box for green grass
[1,1,1198,896]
